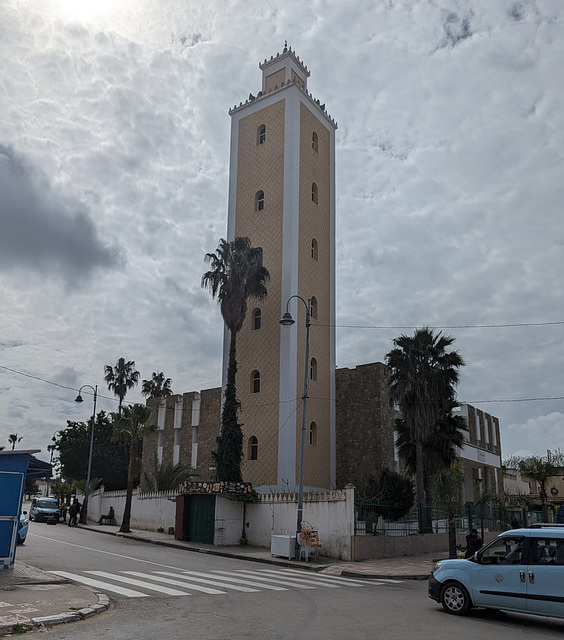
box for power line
[322,321,564,330]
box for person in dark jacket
[465,529,483,558]
[556,500,564,524]
[68,499,81,527]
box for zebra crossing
[49,567,401,599]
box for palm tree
[201,237,269,482]
[506,452,564,521]
[141,372,173,398]
[386,328,464,505]
[104,357,140,413]
[8,433,22,450]
[112,404,157,533]
[142,453,198,492]
[395,405,467,501]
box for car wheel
[17,537,25,545]
[440,581,472,616]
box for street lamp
[75,384,97,524]
[280,295,311,559]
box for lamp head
[75,394,84,403]
[279,312,295,327]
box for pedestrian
[556,500,564,524]
[98,506,115,525]
[61,502,67,522]
[68,499,81,527]
[465,528,483,559]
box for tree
[357,468,414,521]
[112,404,157,533]
[104,357,140,413]
[386,328,465,505]
[142,453,198,492]
[506,452,564,521]
[8,433,22,450]
[141,371,173,398]
[53,411,129,491]
[430,462,465,558]
[395,404,467,501]
[201,237,269,482]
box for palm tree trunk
[119,438,137,533]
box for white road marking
[122,571,227,595]
[49,571,148,598]
[179,569,288,591]
[153,571,259,593]
[258,568,378,587]
[218,570,318,589]
[86,571,194,596]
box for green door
[187,495,216,544]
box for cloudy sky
[1,0,563,465]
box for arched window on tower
[312,131,318,152]
[251,370,261,393]
[311,182,318,204]
[310,296,318,320]
[248,436,259,460]
[252,308,262,330]
[255,190,265,211]
[311,239,318,261]
[310,357,317,381]
[257,125,266,145]
[309,422,317,446]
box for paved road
[19,524,564,640]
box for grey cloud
[0,145,124,285]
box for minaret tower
[225,45,337,491]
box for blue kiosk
[0,449,50,570]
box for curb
[0,593,110,636]
[341,570,431,581]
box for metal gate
[187,495,216,545]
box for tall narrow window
[310,357,317,381]
[309,422,317,446]
[311,182,318,204]
[311,239,318,260]
[248,436,258,460]
[251,370,261,393]
[257,125,266,145]
[310,296,318,320]
[255,190,265,211]
[252,308,262,330]
[312,131,318,152]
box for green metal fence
[354,502,543,536]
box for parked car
[17,512,29,544]
[429,524,564,619]
[29,497,60,522]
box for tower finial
[284,41,288,52]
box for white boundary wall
[86,486,355,560]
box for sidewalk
[0,523,446,635]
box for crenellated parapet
[258,489,347,503]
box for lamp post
[280,295,311,559]
[75,384,97,524]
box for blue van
[429,524,564,619]
[29,497,60,522]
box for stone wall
[335,362,395,489]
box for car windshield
[37,500,58,509]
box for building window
[309,422,317,446]
[310,296,318,320]
[255,190,265,211]
[257,125,266,145]
[311,239,318,261]
[310,357,317,381]
[248,436,258,460]
[311,182,318,204]
[312,131,318,152]
[252,308,262,330]
[251,370,261,393]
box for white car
[429,525,564,619]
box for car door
[471,535,528,613]
[526,536,564,618]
